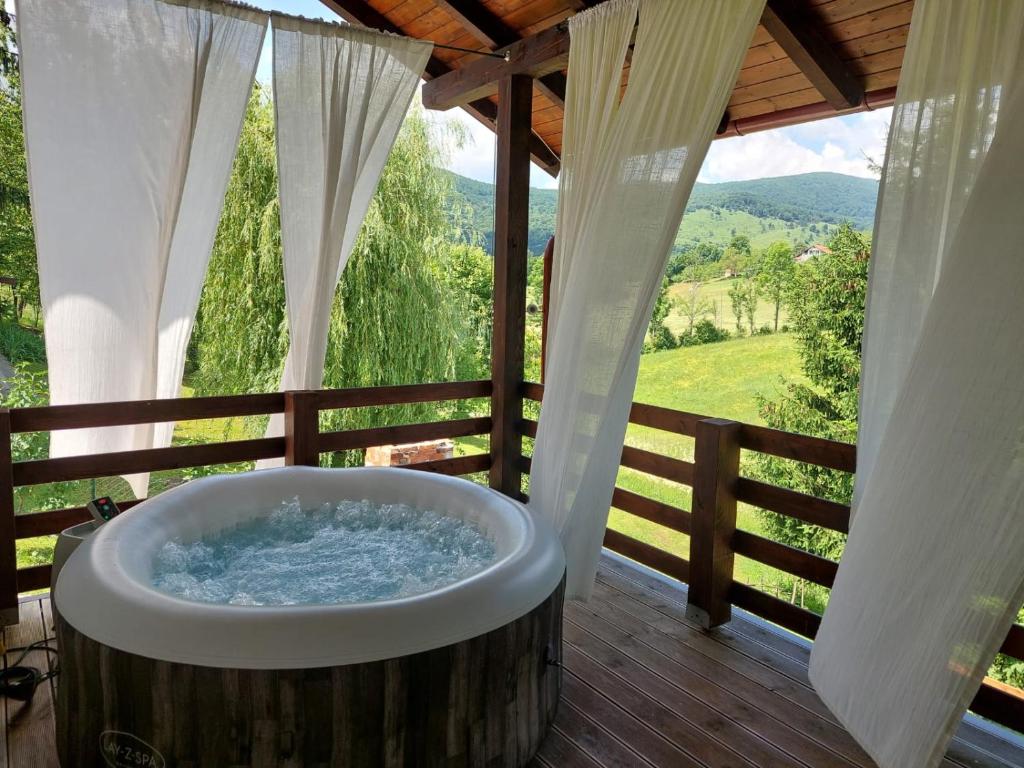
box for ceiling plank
[434,0,567,107]
[760,0,864,109]
[320,0,560,174]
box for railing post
[284,391,320,467]
[0,409,19,625]
[687,417,740,629]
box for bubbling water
[150,497,497,606]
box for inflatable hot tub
[55,466,565,767]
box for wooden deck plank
[564,615,846,768]
[563,644,757,767]
[3,598,57,768]
[533,726,603,768]
[597,555,1024,768]
[551,699,658,768]
[565,602,863,768]
[6,560,1024,768]
[561,673,701,767]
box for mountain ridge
[446,170,879,255]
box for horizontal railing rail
[0,380,493,616]
[518,380,1024,733]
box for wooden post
[0,409,19,625]
[687,418,740,629]
[540,235,554,382]
[489,75,532,497]
[284,391,320,467]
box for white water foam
[150,497,496,606]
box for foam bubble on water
[150,497,497,606]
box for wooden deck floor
[4,554,1024,768]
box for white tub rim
[55,466,565,669]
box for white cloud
[429,109,496,184]
[432,108,560,189]
[437,105,890,190]
[698,108,891,184]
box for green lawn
[666,277,789,337]
[609,332,817,604]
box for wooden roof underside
[322,0,913,175]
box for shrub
[756,324,773,336]
[645,323,678,353]
[678,319,730,347]
[0,317,45,365]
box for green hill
[446,170,878,255]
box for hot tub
[54,466,565,767]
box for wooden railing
[0,376,1020,733]
[520,381,1024,734]
[0,380,493,617]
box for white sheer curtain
[810,2,1024,765]
[529,0,763,600]
[16,0,266,497]
[854,0,1024,510]
[261,17,431,462]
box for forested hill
[446,170,879,255]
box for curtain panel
[528,0,764,600]
[16,0,266,496]
[811,2,1024,765]
[260,18,432,461]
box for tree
[0,17,40,320]
[443,244,492,381]
[690,241,723,265]
[720,247,744,276]
[729,233,752,258]
[192,100,471,462]
[645,278,676,351]
[754,223,870,563]
[741,279,760,334]
[675,283,713,336]
[757,240,796,331]
[727,280,745,332]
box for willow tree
[0,17,41,319]
[192,89,471,458]
[192,84,285,396]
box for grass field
[608,332,820,606]
[666,277,789,337]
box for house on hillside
[795,243,832,262]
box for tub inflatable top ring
[56,466,565,669]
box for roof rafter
[422,23,569,111]
[760,0,864,110]
[319,0,560,175]
[434,0,567,107]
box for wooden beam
[489,75,532,497]
[422,23,570,111]
[319,0,559,174]
[760,0,864,110]
[434,0,567,107]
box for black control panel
[86,497,122,525]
